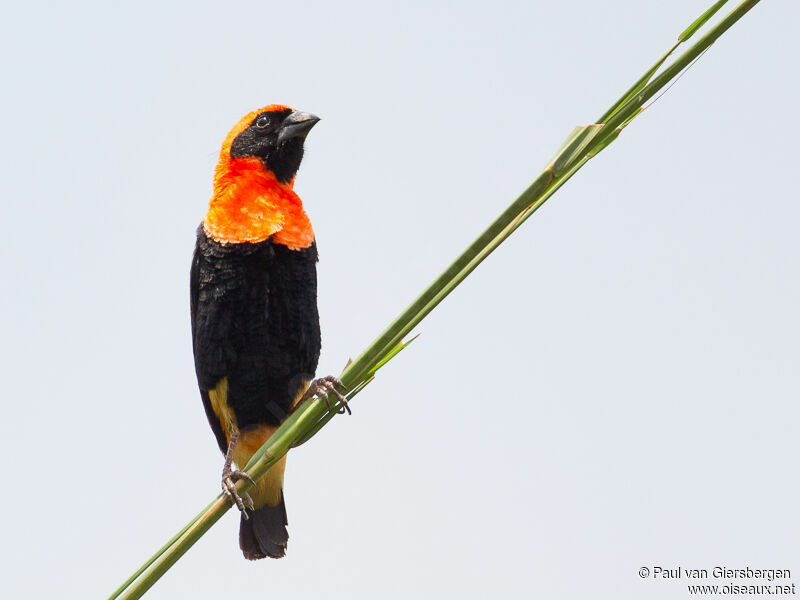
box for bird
[190,104,346,559]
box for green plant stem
[589,0,761,154]
[109,2,762,598]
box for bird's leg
[302,375,351,415]
[221,431,256,517]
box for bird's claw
[303,375,351,415]
[222,470,255,517]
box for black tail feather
[239,492,289,560]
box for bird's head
[205,105,320,247]
[222,105,320,184]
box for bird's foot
[221,468,256,517]
[303,375,351,415]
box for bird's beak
[277,111,320,145]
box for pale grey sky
[1,1,798,599]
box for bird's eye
[255,115,270,128]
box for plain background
[1,1,797,598]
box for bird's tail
[239,490,289,559]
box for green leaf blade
[679,0,729,41]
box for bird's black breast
[191,226,320,446]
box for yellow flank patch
[291,379,312,410]
[208,378,235,441]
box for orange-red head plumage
[203,105,319,249]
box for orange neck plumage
[203,107,314,249]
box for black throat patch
[229,108,304,184]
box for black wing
[190,228,229,454]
